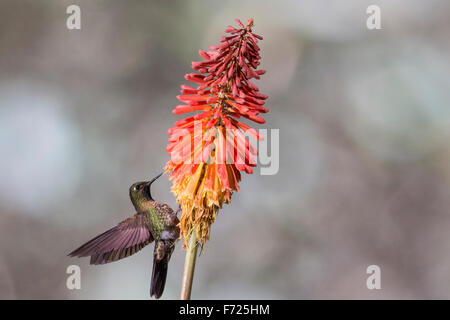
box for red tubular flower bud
[235,19,245,28]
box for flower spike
[165,18,268,247]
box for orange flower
[165,19,268,246]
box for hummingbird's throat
[143,184,153,201]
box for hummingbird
[69,172,180,299]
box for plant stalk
[179,231,198,300]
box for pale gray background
[1,0,450,299]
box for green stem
[179,231,198,300]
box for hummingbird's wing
[69,213,154,265]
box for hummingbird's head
[129,172,163,208]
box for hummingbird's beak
[147,171,164,187]
[143,172,164,201]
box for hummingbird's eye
[134,184,141,191]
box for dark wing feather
[69,213,153,265]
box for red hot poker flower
[165,18,268,246]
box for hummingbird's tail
[150,256,169,299]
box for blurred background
[1,0,450,299]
